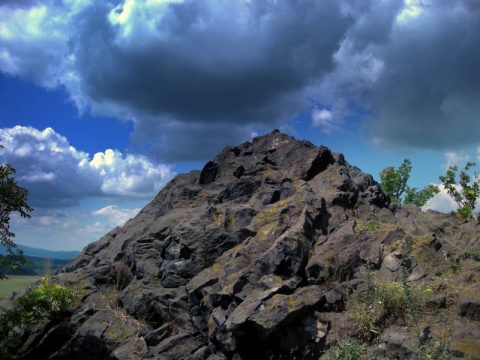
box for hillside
[13,244,79,260]
[1,130,479,359]
[0,245,79,275]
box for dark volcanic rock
[457,283,480,321]
[3,130,480,359]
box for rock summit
[3,130,479,359]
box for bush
[0,278,78,359]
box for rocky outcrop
[2,130,479,359]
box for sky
[1,0,479,251]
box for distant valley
[0,244,79,275]
[0,244,79,260]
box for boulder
[457,283,480,321]
[450,319,480,360]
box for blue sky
[1,0,479,251]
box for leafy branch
[0,143,34,279]
[439,162,480,219]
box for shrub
[0,278,78,359]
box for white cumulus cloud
[426,184,459,213]
[0,126,175,207]
[92,205,140,228]
[312,108,336,134]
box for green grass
[0,275,42,301]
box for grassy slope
[0,275,42,301]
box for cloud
[311,108,337,134]
[328,0,480,150]
[92,205,140,228]
[443,151,471,170]
[9,207,87,250]
[89,148,172,197]
[310,99,349,134]
[1,0,479,159]
[425,184,457,213]
[311,1,480,151]
[0,0,351,161]
[8,203,143,251]
[0,126,175,207]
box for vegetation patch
[464,246,480,260]
[322,337,369,360]
[354,220,381,233]
[0,278,78,359]
[347,266,433,336]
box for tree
[404,184,440,208]
[439,162,480,219]
[379,159,412,203]
[380,159,439,207]
[0,143,34,279]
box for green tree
[0,143,34,279]
[379,159,412,203]
[380,159,439,207]
[439,162,480,219]
[404,184,440,208]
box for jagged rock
[382,253,403,272]
[450,319,480,360]
[111,337,148,360]
[457,283,480,321]
[377,326,419,359]
[3,130,480,359]
[150,332,206,359]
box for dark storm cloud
[1,0,479,160]
[67,0,351,160]
[323,0,480,150]
[368,0,480,149]
[78,1,348,123]
[131,120,257,161]
[0,0,39,7]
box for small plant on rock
[322,337,365,360]
[355,220,380,233]
[348,264,432,337]
[419,338,452,360]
